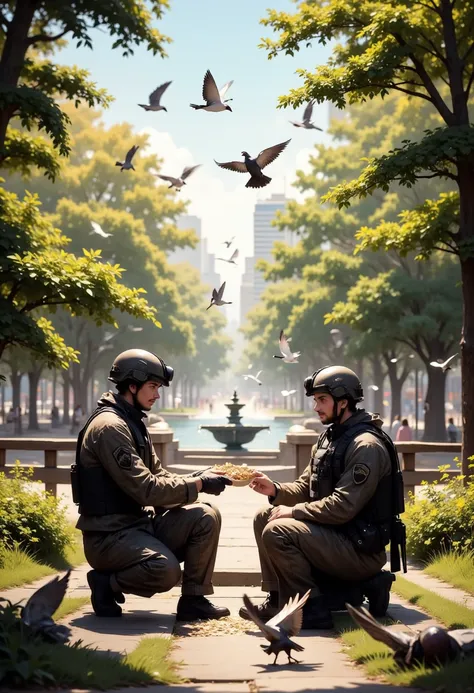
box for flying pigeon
[128,325,144,332]
[206,281,232,310]
[115,145,139,172]
[243,370,263,386]
[216,248,239,265]
[21,570,72,643]
[223,236,235,248]
[273,330,301,363]
[346,603,474,668]
[155,164,201,191]
[290,101,323,130]
[390,357,399,363]
[330,328,344,349]
[90,221,112,238]
[190,70,233,112]
[215,139,291,189]
[429,354,458,372]
[369,385,379,391]
[242,590,310,664]
[281,389,297,397]
[138,81,172,112]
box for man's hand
[200,474,233,496]
[269,505,293,521]
[249,471,276,497]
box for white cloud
[142,127,317,321]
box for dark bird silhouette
[138,81,172,112]
[115,145,139,172]
[216,248,239,265]
[215,139,291,189]
[223,236,235,248]
[242,590,310,664]
[290,101,323,130]
[21,570,72,643]
[206,281,232,310]
[346,603,474,668]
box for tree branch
[28,27,70,45]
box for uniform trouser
[82,503,221,598]
[254,506,387,605]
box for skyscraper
[167,214,220,291]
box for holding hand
[249,471,276,497]
[199,473,233,496]
[269,505,293,520]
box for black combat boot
[87,570,123,617]
[176,595,230,622]
[361,570,395,617]
[301,595,334,630]
[323,583,364,612]
[239,591,279,622]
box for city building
[167,214,220,290]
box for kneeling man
[240,365,406,629]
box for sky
[58,0,335,321]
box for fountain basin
[199,423,270,450]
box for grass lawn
[424,551,474,596]
[0,527,85,590]
[335,613,474,693]
[393,575,474,629]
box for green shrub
[0,464,72,563]
[404,459,474,562]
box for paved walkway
[4,480,474,692]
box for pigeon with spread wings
[346,602,474,668]
[206,281,232,310]
[217,248,239,265]
[273,330,301,363]
[215,139,291,189]
[290,101,323,130]
[155,164,201,191]
[190,70,233,112]
[138,81,172,112]
[243,370,263,386]
[242,590,310,664]
[21,570,72,643]
[429,354,458,372]
[115,145,139,172]
[90,221,112,238]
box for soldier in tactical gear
[72,349,232,621]
[240,365,406,630]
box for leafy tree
[262,0,474,471]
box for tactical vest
[70,402,153,516]
[310,421,407,572]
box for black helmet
[304,365,363,402]
[108,349,174,387]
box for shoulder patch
[353,463,370,485]
[113,446,133,469]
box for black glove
[200,474,233,496]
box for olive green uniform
[254,410,391,603]
[76,392,220,597]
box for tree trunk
[460,254,474,471]
[62,373,71,424]
[384,358,410,425]
[27,366,42,430]
[423,368,447,441]
[370,355,385,417]
[10,369,22,410]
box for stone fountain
[200,390,270,450]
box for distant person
[395,419,413,442]
[447,417,458,443]
[209,400,213,414]
[14,405,22,435]
[70,404,84,434]
[390,415,401,439]
[51,405,60,428]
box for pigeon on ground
[223,236,235,248]
[155,164,201,191]
[216,248,239,265]
[90,221,112,238]
[290,101,323,130]
[21,570,72,643]
[115,145,139,172]
[190,70,233,112]
[346,603,474,668]
[206,281,232,310]
[273,330,301,364]
[243,370,263,386]
[429,354,458,372]
[242,590,310,664]
[281,389,297,397]
[138,81,172,112]
[215,139,291,189]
